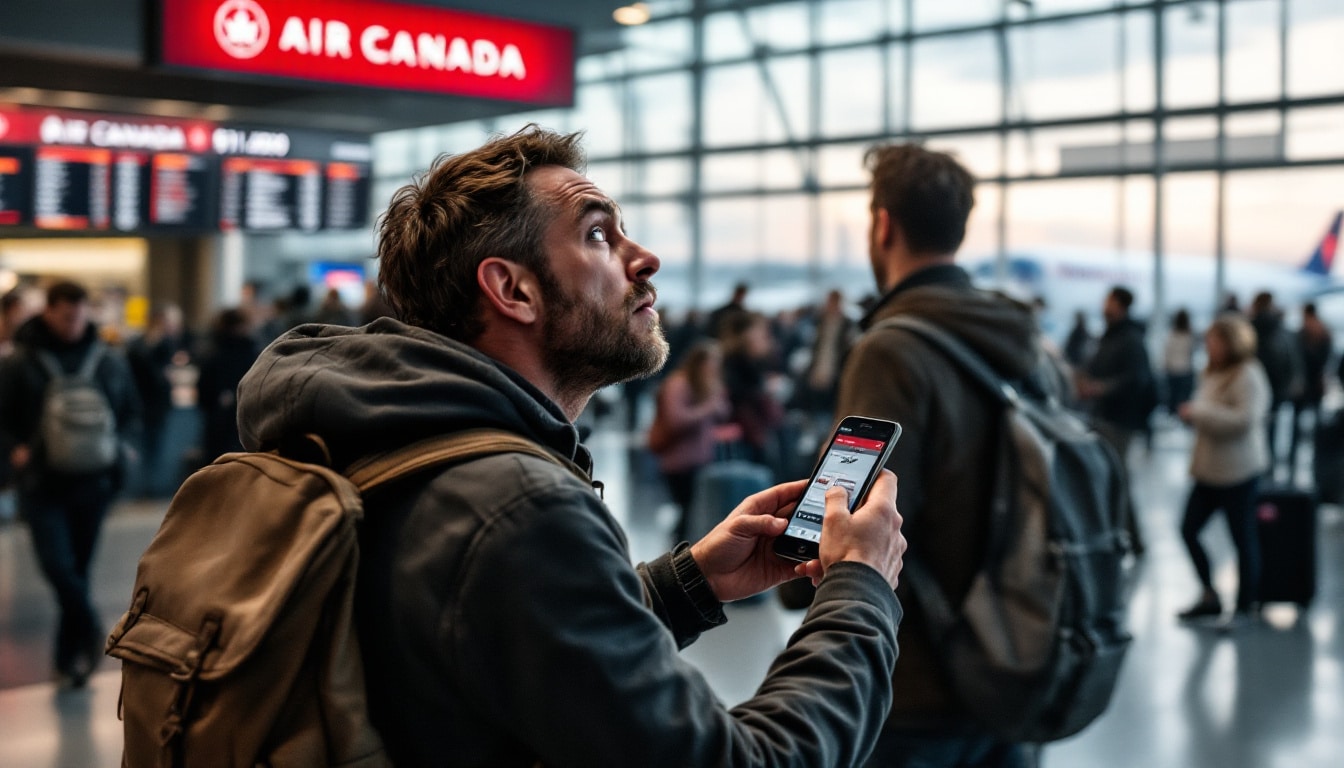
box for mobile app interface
[785,433,888,543]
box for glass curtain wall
[371,0,1344,338]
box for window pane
[1286,106,1344,161]
[703,195,813,267]
[1164,2,1218,109]
[745,2,812,52]
[821,47,885,137]
[574,83,625,157]
[818,143,872,188]
[1225,168,1344,276]
[1011,16,1121,121]
[703,57,810,146]
[925,133,1001,180]
[819,0,887,45]
[632,159,691,198]
[1287,0,1344,98]
[913,0,999,31]
[705,13,752,62]
[622,19,694,72]
[818,190,872,286]
[1227,0,1282,103]
[704,151,806,193]
[912,32,1000,130]
[1123,11,1156,112]
[887,42,910,132]
[631,73,692,153]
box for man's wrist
[673,542,725,620]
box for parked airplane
[968,210,1344,338]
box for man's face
[529,166,669,393]
[1103,295,1122,324]
[42,299,90,344]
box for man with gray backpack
[834,144,1133,767]
[0,280,141,687]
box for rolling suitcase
[1312,411,1344,505]
[1254,486,1318,608]
[685,460,773,542]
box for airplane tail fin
[1303,210,1342,277]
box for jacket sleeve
[636,545,727,650]
[448,480,902,768]
[1187,365,1270,439]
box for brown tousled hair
[864,143,975,256]
[376,125,586,342]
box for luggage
[685,459,772,542]
[1255,486,1318,607]
[1312,411,1344,505]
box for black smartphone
[773,415,901,563]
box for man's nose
[625,238,660,282]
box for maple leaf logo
[213,0,270,60]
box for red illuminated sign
[834,436,886,452]
[160,0,575,105]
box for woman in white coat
[1176,314,1271,623]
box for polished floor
[1,415,1341,767]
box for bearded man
[234,126,907,767]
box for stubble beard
[541,281,670,400]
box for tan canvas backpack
[105,429,587,768]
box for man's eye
[588,226,607,242]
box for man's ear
[477,257,542,326]
[873,208,893,250]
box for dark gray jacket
[236,318,903,768]
[836,265,1041,728]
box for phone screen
[775,417,900,562]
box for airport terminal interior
[2,0,1344,766]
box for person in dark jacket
[1289,302,1331,479]
[125,303,193,496]
[235,126,907,767]
[0,281,141,687]
[831,143,1047,767]
[1078,285,1153,554]
[1249,292,1306,480]
[196,307,261,462]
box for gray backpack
[35,343,119,474]
[878,317,1133,743]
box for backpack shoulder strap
[75,341,106,381]
[871,316,1018,642]
[873,316,1016,407]
[33,349,64,380]
[346,428,591,494]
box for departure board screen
[34,146,112,230]
[220,157,322,232]
[323,161,371,230]
[0,105,371,233]
[0,148,31,226]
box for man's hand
[793,470,904,589]
[689,479,808,602]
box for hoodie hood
[236,318,588,472]
[866,274,1041,381]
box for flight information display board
[0,147,32,226]
[220,157,322,231]
[0,104,372,234]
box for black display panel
[220,157,322,232]
[0,147,32,226]
[34,146,111,230]
[323,161,371,231]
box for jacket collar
[860,264,972,330]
